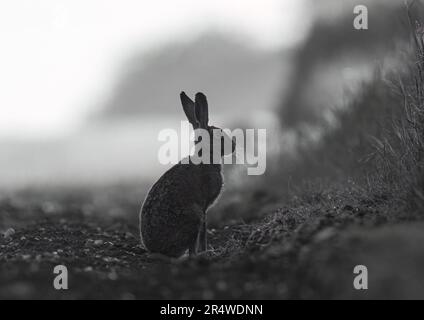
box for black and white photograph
[1,0,424,304]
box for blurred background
[0,0,413,195]
[0,0,303,189]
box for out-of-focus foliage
[278,0,421,130]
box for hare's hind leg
[189,224,201,256]
[189,240,198,257]
[183,205,203,257]
[199,212,207,252]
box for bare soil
[1,186,424,299]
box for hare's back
[140,164,202,227]
[143,163,202,209]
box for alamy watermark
[353,5,368,30]
[353,265,368,290]
[158,121,267,176]
[53,265,68,290]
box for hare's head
[180,91,236,159]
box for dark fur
[139,92,234,257]
[140,160,222,257]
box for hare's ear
[180,91,199,128]
[195,92,209,128]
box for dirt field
[1,185,423,300]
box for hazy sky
[0,0,309,139]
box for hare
[140,92,236,257]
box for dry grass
[369,6,424,210]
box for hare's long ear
[195,92,209,128]
[180,91,199,128]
